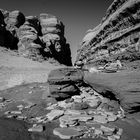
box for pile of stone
[48,68,84,100]
[39,13,72,66]
[17,16,44,61]
[45,84,124,140]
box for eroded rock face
[0,9,72,66]
[75,0,140,69]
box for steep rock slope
[75,0,140,68]
[0,9,72,66]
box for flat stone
[11,111,22,115]
[117,128,123,136]
[107,135,116,140]
[94,115,108,124]
[59,115,78,127]
[113,134,121,139]
[107,115,117,122]
[53,127,82,139]
[47,109,64,121]
[17,116,27,120]
[94,129,103,136]
[64,110,86,115]
[70,102,88,110]
[28,124,44,132]
[100,125,115,136]
[46,103,58,110]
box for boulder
[48,68,84,100]
[48,67,84,84]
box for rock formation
[0,9,72,66]
[75,0,140,113]
[48,67,84,100]
[75,0,140,69]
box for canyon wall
[75,0,140,69]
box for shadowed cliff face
[0,9,72,66]
[75,0,140,68]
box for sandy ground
[0,47,65,90]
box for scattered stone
[17,115,27,120]
[113,134,121,139]
[107,135,116,140]
[11,111,22,115]
[94,115,108,124]
[0,97,5,102]
[70,102,88,110]
[28,124,44,132]
[117,128,123,136]
[46,103,58,110]
[53,127,83,139]
[100,125,115,136]
[4,111,11,115]
[94,129,103,136]
[47,109,64,121]
[59,115,78,127]
[64,109,85,115]
[107,115,117,122]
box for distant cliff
[75,0,140,69]
[0,9,72,66]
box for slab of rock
[48,68,83,100]
[94,115,108,124]
[47,109,64,121]
[28,124,44,132]
[100,125,115,136]
[53,127,82,139]
[59,115,78,127]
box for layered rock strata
[0,9,72,66]
[75,0,140,68]
[48,68,84,100]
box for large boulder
[48,68,84,100]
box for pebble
[53,127,82,139]
[28,124,44,132]
[47,109,64,121]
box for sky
[0,0,113,63]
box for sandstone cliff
[75,0,140,69]
[0,9,72,66]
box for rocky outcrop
[39,13,72,66]
[48,68,84,100]
[75,0,140,68]
[0,9,72,66]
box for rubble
[46,109,64,121]
[28,124,44,132]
